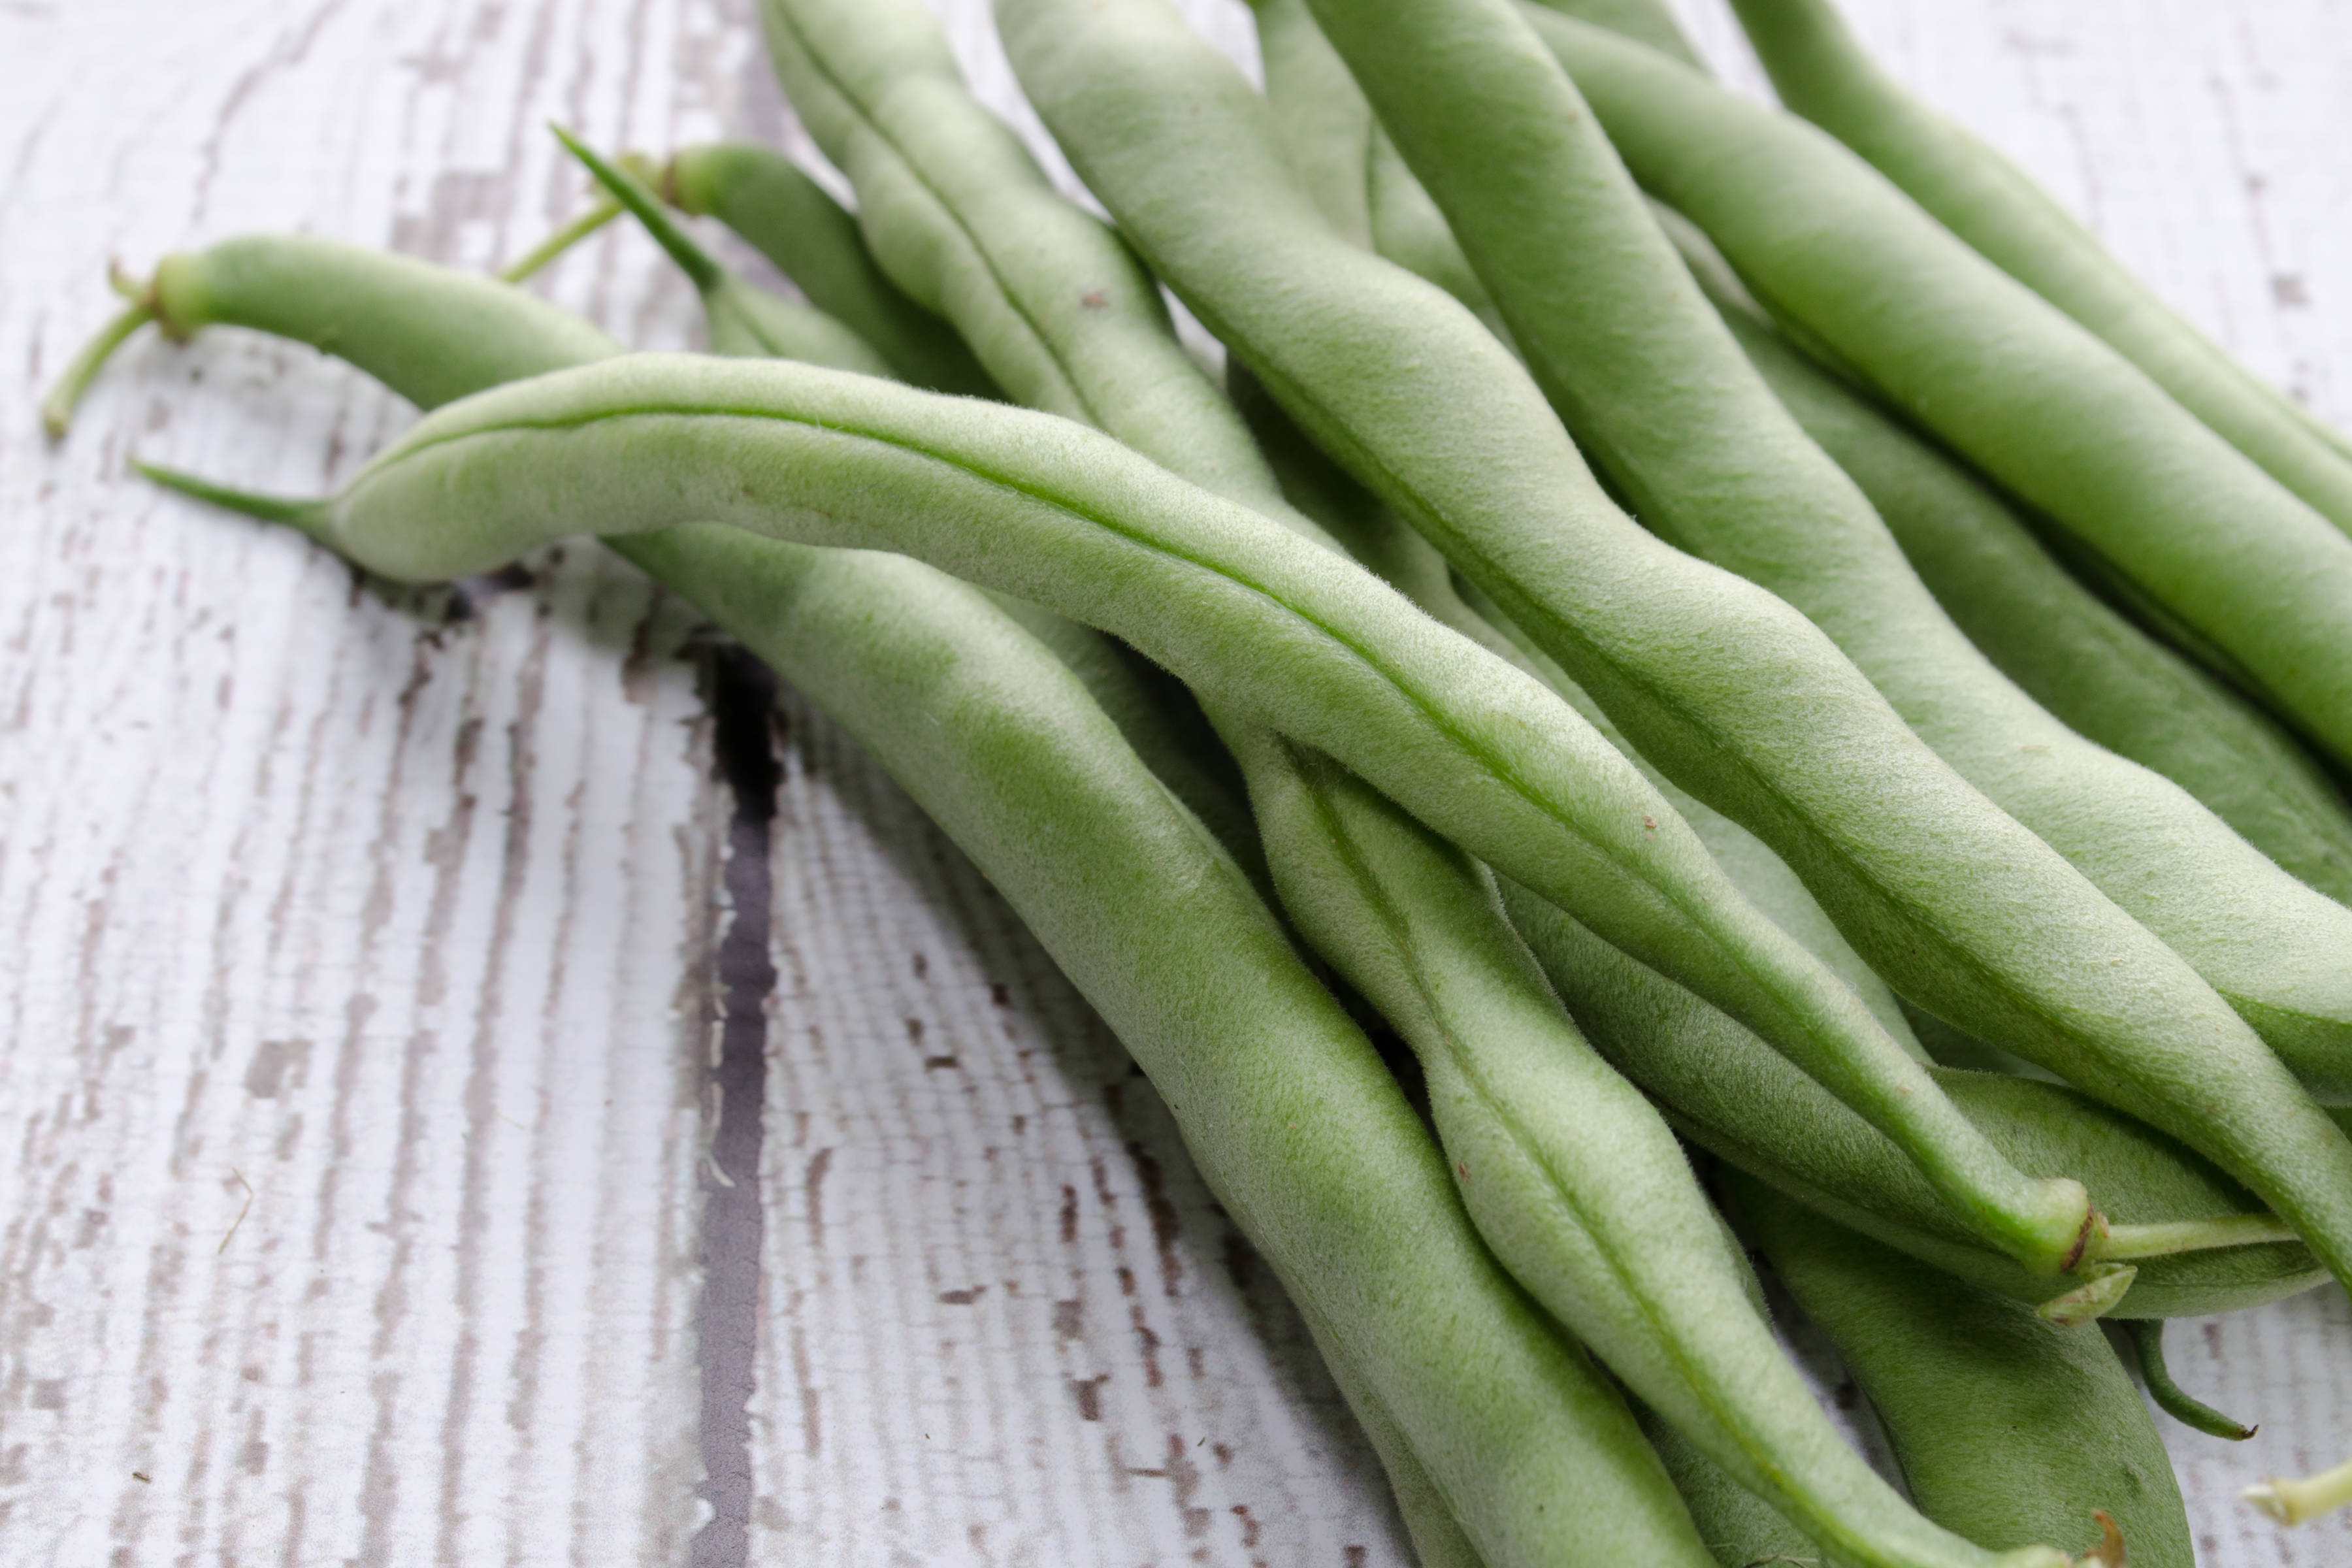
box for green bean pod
[1522,11,2352,772]
[1305,0,2352,1126]
[1656,208,2352,918]
[1501,876,2326,1318]
[88,230,1705,1568]
[992,0,2352,1292]
[1727,0,2352,538]
[1728,1172,2193,1568]
[660,139,1001,399]
[759,0,2089,1281]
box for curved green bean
[1729,1172,2193,1568]
[553,128,1271,889]
[1245,737,2079,1568]
[1728,0,2352,538]
[1524,10,2352,772]
[1249,0,1513,349]
[1254,0,2352,941]
[88,230,1698,1568]
[41,236,617,434]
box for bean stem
[497,193,624,283]
[2092,1215,2300,1262]
[2122,1320,2256,1441]
[41,293,155,438]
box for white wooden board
[1,2,2347,1565]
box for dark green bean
[1729,1172,2191,1568]
[1728,0,2352,538]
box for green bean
[1727,0,2352,539]
[1728,1171,2192,1568]
[1502,875,2325,1318]
[1522,11,2352,772]
[1002,0,2352,1290]
[1242,734,2085,1568]
[1635,1401,1821,1568]
[155,344,1851,1565]
[39,237,617,436]
[1657,204,2352,919]
[91,229,1686,1568]
[764,0,2087,1283]
[2121,1320,2257,1443]
[661,140,1001,399]
[1292,1300,1488,1568]
[1261,0,2352,928]
[606,104,1684,1567]
[140,327,2089,1558]
[546,129,893,379]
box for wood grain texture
[1,1,2346,1565]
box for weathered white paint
[1,1,2346,1565]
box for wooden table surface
[5,2,2349,1564]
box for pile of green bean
[43,0,2352,1562]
